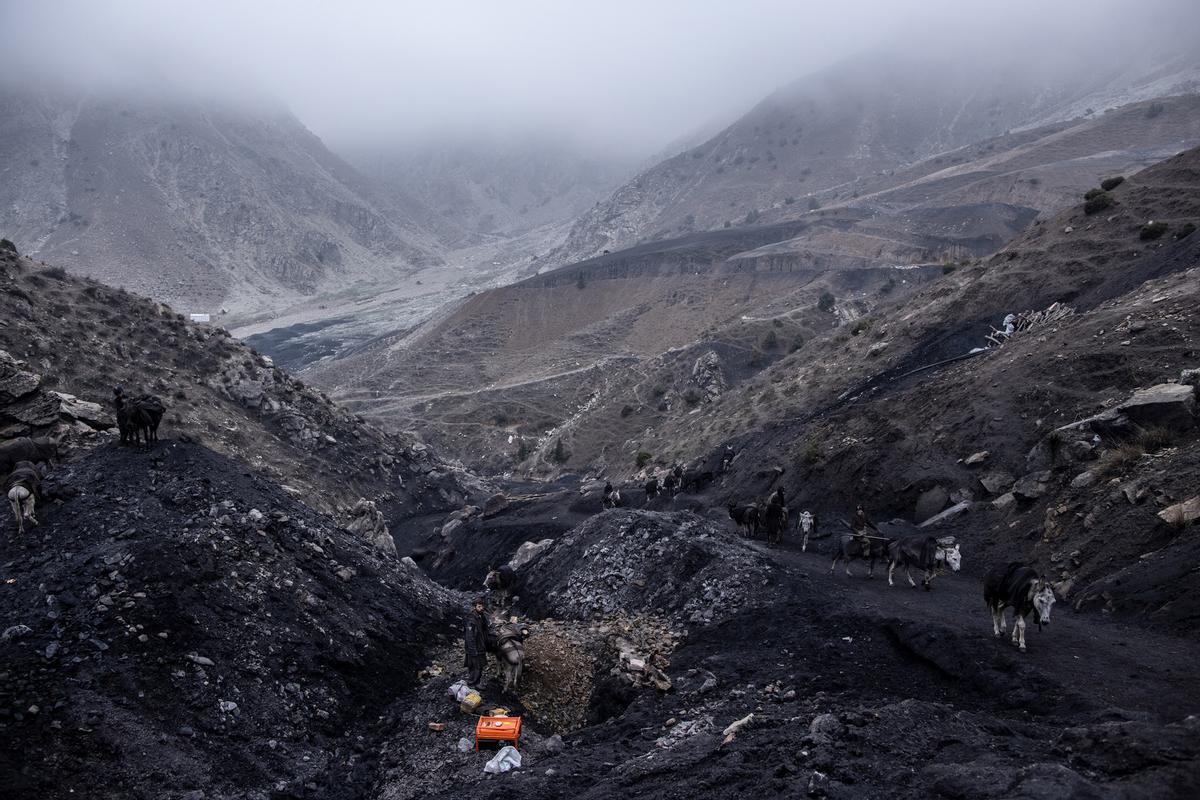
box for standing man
[464,597,489,686]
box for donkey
[984,562,1056,652]
[887,535,962,590]
[798,511,815,552]
[727,502,760,538]
[485,608,526,693]
[830,529,892,578]
[484,565,522,609]
[6,461,41,535]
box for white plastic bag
[447,680,473,702]
[483,745,522,774]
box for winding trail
[749,536,1200,721]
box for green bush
[744,209,761,225]
[635,451,652,468]
[807,197,821,211]
[1084,188,1105,201]
[789,334,805,353]
[552,439,568,463]
[652,384,667,398]
[1139,221,1169,241]
[762,330,779,350]
[620,405,634,418]
[784,196,796,205]
[0,238,16,254]
[942,264,957,275]
[683,387,703,406]
[1146,102,1165,118]
[817,291,835,312]
[1083,192,1113,215]
[1177,222,1196,239]
[1100,176,1125,191]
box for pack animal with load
[887,535,961,590]
[6,460,42,535]
[983,562,1056,652]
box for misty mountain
[347,136,633,249]
[0,87,442,317]
[553,51,1200,265]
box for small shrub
[683,387,703,406]
[652,384,667,398]
[0,238,18,254]
[619,405,634,418]
[817,291,835,312]
[575,273,586,290]
[1137,427,1174,452]
[803,440,822,465]
[493,412,510,427]
[789,334,805,353]
[772,318,783,328]
[1139,221,1169,241]
[784,196,796,205]
[807,197,821,211]
[1146,102,1164,118]
[1100,176,1125,191]
[1177,222,1196,239]
[635,451,652,468]
[762,330,779,350]
[1095,443,1144,476]
[744,209,761,225]
[942,264,956,275]
[1083,192,1114,215]
[552,439,568,463]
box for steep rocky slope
[0,441,460,799]
[306,219,950,472]
[554,53,1200,265]
[625,145,1200,634]
[0,87,440,316]
[0,245,484,522]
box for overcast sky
[3,0,1199,156]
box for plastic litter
[447,680,474,702]
[483,745,522,774]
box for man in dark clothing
[851,504,875,547]
[464,597,489,686]
[763,487,787,546]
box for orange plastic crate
[474,715,522,750]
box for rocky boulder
[344,498,398,556]
[979,470,1015,496]
[1012,471,1053,501]
[0,349,40,402]
[1158,497,1200,527]
[508,538,554,570]
[691,351,726,402]
[1117,383,1196,431]
[914,486,950,523]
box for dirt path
[753,538,1200,721]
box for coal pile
[0,441,459,799]
[520,510,775,625]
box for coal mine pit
[3,437,1200,799]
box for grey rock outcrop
[344,498,397,557]
[1117,383,1195,431]
[691,351,726,402]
